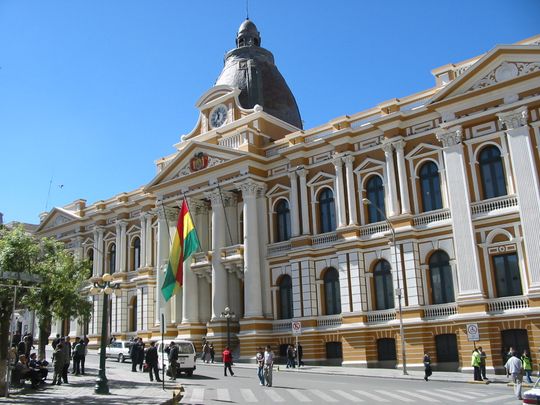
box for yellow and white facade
[36,24,540,373]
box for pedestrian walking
[51,343,65,385]
[522,349,533,384]
[72,337,85,375]
[209,343,215,363]
[471,348,482,381]
[478,346,487,380]
[61,336,71,383]
[138,339,145,371]
[81,336,89,374]
[286,344,296,368]
[505,352,524,400]
[423,352,432,381]
[264,345,274,387]
[223,345,234,376]
[145,341,162,382]
[168,341,179,380]
[256,347,265,386]
[203,341,210,363]
[297,343,304,367]
[130,339,140,372]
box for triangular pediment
[405,143,441,159]
[36,207,80,232]
[146,141,247,190]
[429,45,540,104]
[266,184,290,197]
[354,157,385,173]
[306,171,335,186]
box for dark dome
[215,19,303,129]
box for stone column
[343,155,358,225]
[93,226,104,277]
[115,222,122,273]
[144,213,153,267]
[436,126,483,298]
[394,139,411,215]
[155,205,175,326]
[236,179,265,318]
[498,107,540,289]
[139,213,147,268]
[298,168,310,235]
[332,154,347,228]
[119,220,127,272]
[205,190,231,320]
[257,185,272,317]
[289,170,301,237]
[382,141,399,217]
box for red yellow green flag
[161,200,200,301]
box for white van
[156,339,197,377]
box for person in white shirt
[505,353,524,400]
[263,345,274,387]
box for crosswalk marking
[436,389,476,399]
[375,390,414,402]
[462,390,489,397]
[418,390,465,402]
[353,390,390,402]
[240,388,258,402]
[264,389,285,402]
[311,389,339,402]
[397,389,440,402]
[216,388,230,401]
[286,389,312,402]
[189,388,204,403]
[477,394,516,403]
[332,389,364,402]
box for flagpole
[180,191,203,254]
[216,181,235,247]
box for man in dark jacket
[130,340,140,372]
[61,337,71,383]
[145,341,162,382]
[168,341,179,380]
[72,337,85,375]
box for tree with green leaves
[0,225,92,396]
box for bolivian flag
[161,200,200,301]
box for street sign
[292,321,302,336]
[0,271,42,283]
[466,323,480,341]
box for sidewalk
[0,365,184,405]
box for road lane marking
[436,389,477,399]
[189,388,204,403]
[264,389,285,402]
[396,390,440,402]
[463,390,489,397]
[477,394,516,403]
[375,390,414,402]
[353,390,390,402]
[287,389,312,402]
[332,390,364,401]
[311,389,339,402]
[240,388,258,402]
[418,390,465,402]
[216,388,230,401]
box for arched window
[324,268,341,315]
[108,243,116,274]
[366,176,386,223]
[278,275,293,319]
[478,145,507,199]
[129,296,137,332]
[132,237,141,271]
[429,250,455,304]
[374,260,394,310]
[275,199,291,242]
[319,188,336,233]
[419,161,443,212]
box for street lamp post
[220,306,235,349]
[91,273,120,394]
[362,198,408,375]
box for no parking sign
[292,321,302,336]
[467,323,480,341]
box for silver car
[105,341,132,363]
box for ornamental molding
[435,126,463,148]
[497,106,529,130]
[468,61,540,91]
[173,154,228,178]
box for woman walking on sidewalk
[223,346,234,376]
[256,347,265,386]
[423,352,432,381]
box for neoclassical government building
[36,21,540,372]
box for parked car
[523,378,540,404]
[105,340,132,363]
[156,340,196,377]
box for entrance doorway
[377,338,397,369]
[435,333,459,371]
[501,329,530,365]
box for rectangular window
[493,253,522,297]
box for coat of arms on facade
[189,152,209,172]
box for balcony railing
[360,221,390,237]
[471,195,518,217]
[221,244,243,259]
[218,132,248,149]
[272,320,292,332]
[413,209,451,227]
[312,231,339,247]
[423,302,458,319]
[267,241,292,256]
[317,314,343,328]
[192,252,210,265]
[487,296,529,313]
[366,309,396,323]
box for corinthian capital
[235,179,265,198]
[157,205,179,222]
[297,167,308,178]
[204,189,236,207]
[393,139,406,152]
[342,154,355,166]
[436,126,463,148]
[497,106,528,130]
[381,141,394,154]
[331,153,344,168]
[187,198,209,215]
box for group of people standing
[255,346,274,387]
[128,337,146,372]
[285,344,303,368]
[201,341,215,363]
[51,335,88,385]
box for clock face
[210,104,228,128]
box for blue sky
[1,0,538,224]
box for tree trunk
[38,316,52,360]
[0,315,11,397]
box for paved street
[1,351,529,404]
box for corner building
[36,21,540,373]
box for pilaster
[343,155,358,225]
[394,139,411,215]
[332,154,347,228]
[382,141,399,217]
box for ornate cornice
[497,106,528,130]
[436,126,463,148]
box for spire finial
[246,0,249,19]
